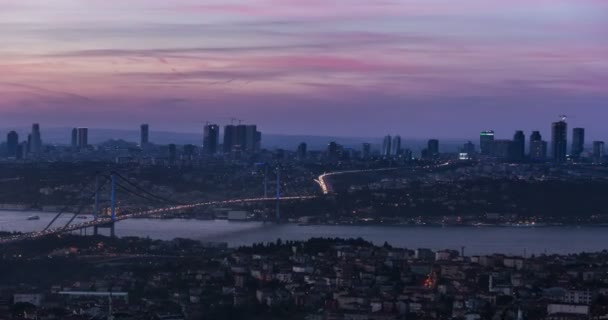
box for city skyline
[2,116,608,144]
[1,0,607,137]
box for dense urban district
[1,118,608,319]
[1,236,608,320]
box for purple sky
[1,0,607,140]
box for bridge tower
[111,173,116,222]
[94,173,116,237]
[94,172,101,236]
[275,166,281,223]
[264,164,269,198]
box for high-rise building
[168,144,177,162]
[30,123,42,154]
[493,140,513,160]
[183,144,197,160]
[77,127,88,149]
[529,131,542,153]
[203,124,220,155]
[6,131,18,158]
[571,128,585,158]
[140,124,149,147]
[223,124,261,153]
[463,141,475,156]
[382,135,392,156]
[552,119,568,163]
[529,131,546,160]
[327,141,339,160]
[17,142,27,160]
[391,136,402,156]
[402,149,413,161]
[512,131,525,161]
[27,134,31,154]
[530,140,548,161]
[6,131,19,158]
[427,139,439,157]
[223,125,237,153]
[480,131,495,155]
[297,142,307,159]
[593,141,605,163]
[71,128,78,150]
[244,125,261,152]
[362,143,371,159]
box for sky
[1,0,607,140]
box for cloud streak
[1,0,607,137]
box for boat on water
[472,222,495,227]
[27,215,40,221]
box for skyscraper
[71,128,78,150]
[382,135,392,156]
[530,131,542,147]
[203,124,220,155]
[6,131,18,158]
[222,124,261,153]
[493,140,513,160]
[168,144,177,162]
[223,125,237,153]
[530,140,548,161]
[480,131,495,155]
[593,141,604,163]
[571,128,585,158]
[183,144,197,160]
[362,143,371,159]
[552,119,568,163]
[391,135,402,156]
[77,127,88,149]
[30,123,42,154]
[402,149,413,161]
[297,142,307,160]
[529,131,546,160]
[327,141,339,160]
[244,125,261,152]
[17,142,27,160]
[427,139,439,158]
[140,124,149,147]
[512,131,525,161]
[463,141,475,156]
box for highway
[315,162,454,195]
[315,168,399,195]
[0,196,315,244]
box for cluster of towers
[5,124,42,159]
[70,127,89,151]
[381,135,402,157]
[477,117,605,163]
[202,123,261,155]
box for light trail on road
[315,162,453,195]
[316,168,399,195]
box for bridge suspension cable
[111,171,183,205]
[60,177,110,231]
[111,179,170,205]
[44,175,108,231]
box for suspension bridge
[0,170,315,244]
